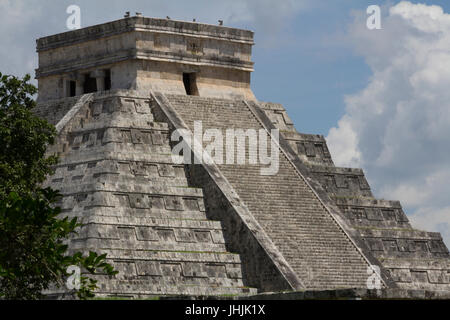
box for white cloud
[327,115,361,167]
[327,1,450,246]
[409,206,450,248]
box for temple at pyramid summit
[33,15,450,298]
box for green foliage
[0,72,57,199]
[0,73,118,299]
[0,189,118,300]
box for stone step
[381,257,450,270]
[359,228,449,260]
[333,193,411,229]
[55,185,204,199]
[93,249,243,264]
[95,275,246,289]
[71,221,227,246]
[357,227,444,240]
[228,96,449,292]
[41,91,252,298]
[75,216,223,229]
[35,95,83,125]
[94,280,257,297]
[51,174,190,190]
[68,140,173,155]
[166,94,372,289]
[57,193,205,220]
[53,151,183,166]
[306,165,373,198]
[69,238,229,252]
[65,206,209,221]
[73,112,157,130]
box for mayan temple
[33,15,450,299]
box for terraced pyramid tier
[35,89,449,296]
[259,98,450,292]
[159,94,375,290]
[37,90,257,298]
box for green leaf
[0,73,118,300]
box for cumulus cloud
[327,1,450,246]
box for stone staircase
[37,90,256,298]
[163,94,374,290]
[259,101,450,292]
[36,89,449,296]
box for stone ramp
[40,90,256,298]
[162,94,374,290]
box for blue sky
[0,0,449,246]
[251,0,450,135]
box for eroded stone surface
[35,15,449,298]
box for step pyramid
[37,91,256,298]
[33,15,449,298]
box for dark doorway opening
[83,74,97,93]
[104,69,111,91]
[69,80,76,97]
[183,73,199,96]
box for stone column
[91,70,106,92]
[75,74,85,96]
[63,78,70,97]
[63,73,77,97]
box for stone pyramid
[33,16,449,298]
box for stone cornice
[36,49,254,78]
[36,16,254,52]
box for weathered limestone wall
[38,90,258,298]
[151,92,300,292]
[259,100,450,292]
[36,16,255,102]
[162,93,376,290]
[37,61,138,102]
[136,60,254,100]
[34,15,449,298]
